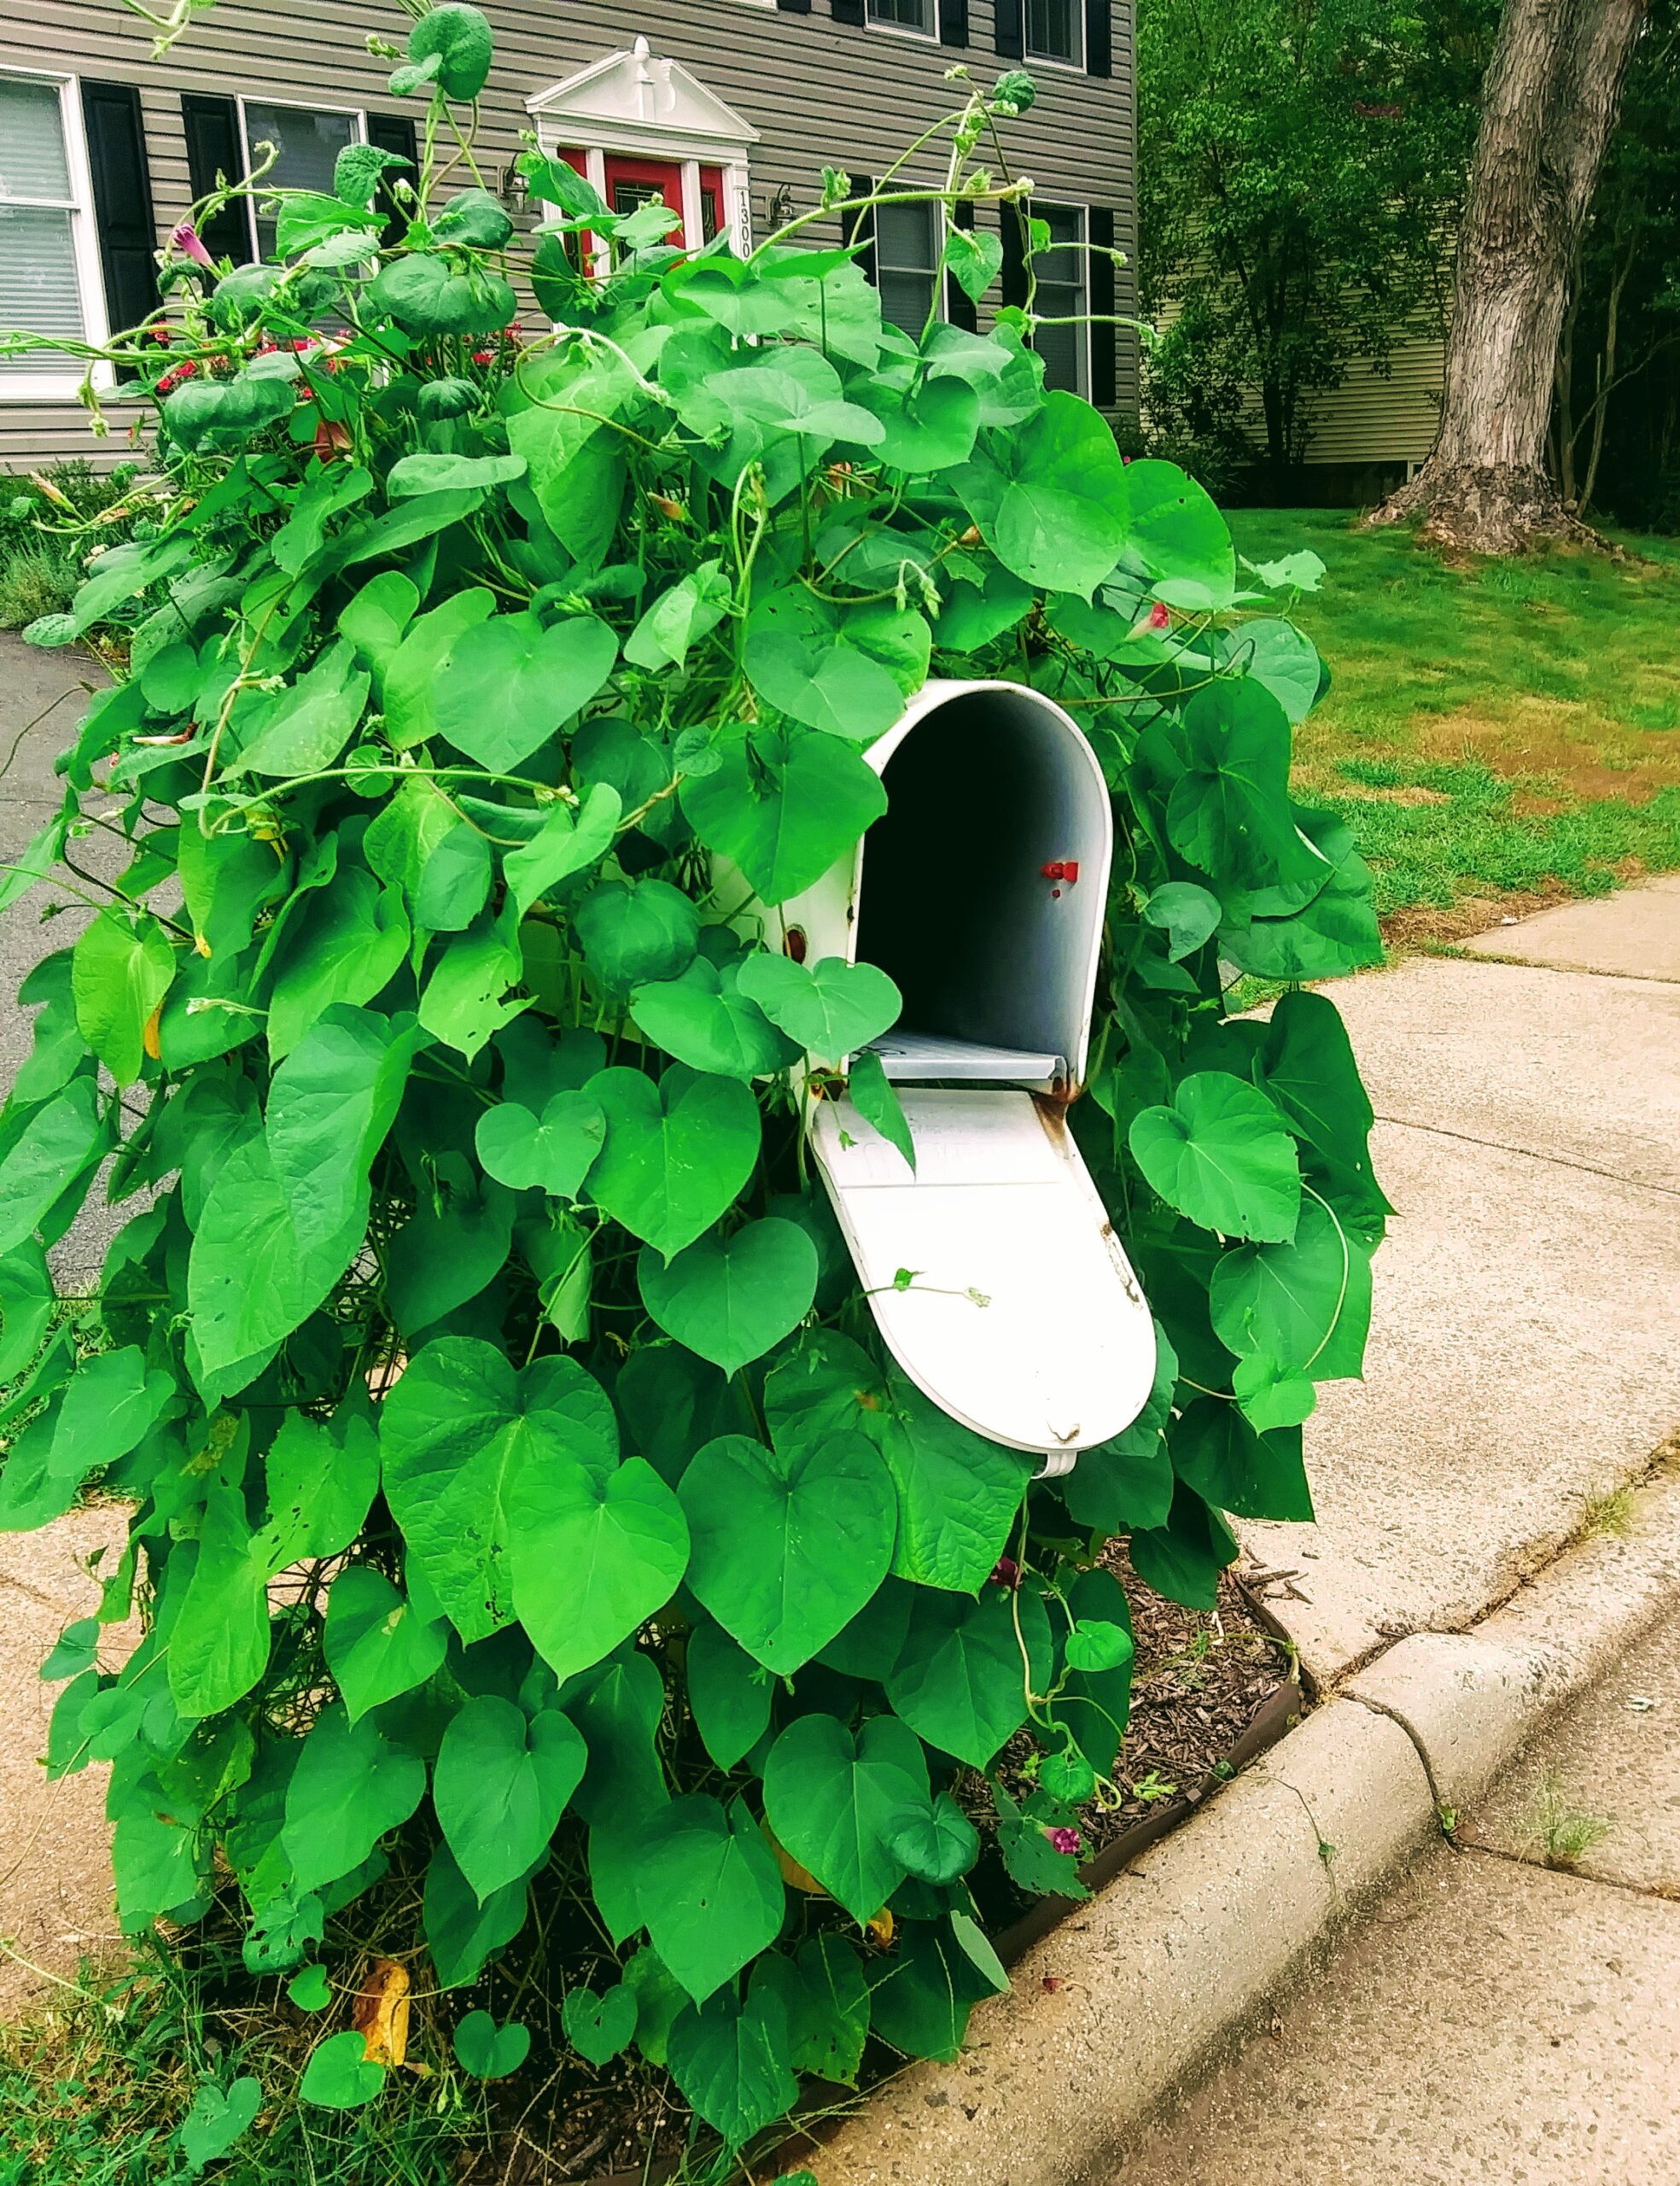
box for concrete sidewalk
[1110,1582,1680,2184]
[1240,891,1680,1684]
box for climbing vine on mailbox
[0,9,1386,2151]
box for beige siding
[1299,334,1444,468]
[1,0,1139,470]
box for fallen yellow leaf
[352,1958,410,2066]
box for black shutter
[938,0,969,44]
[995,0,1024,59]
[365,112,419,246]
[778,0,813,14]
[1084,0,1112,76]
[181,92,251,263]
[1088,207,1116,406]
[1000,201,1029,309]
[80,82,159,347]
[831,0,866,22]
[845,174,877,285]
[947,198,978,331]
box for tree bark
[1365,0,1647,552]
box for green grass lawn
[1230,510,1680,936]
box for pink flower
[990,1556,1021,1589]
[170,221,216,271]
[1046,1826,1082,1858]
[1148,601,1171,631]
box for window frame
[0,66,113,404]
[236,93,369,263]
[1029,198,1090,399]
[872,195,943,337]
[1024,0,1085,70]
[864,0,940,44]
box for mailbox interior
[853,687,1112,1090]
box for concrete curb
[802,1459,1680,2186]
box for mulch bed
[475,1563,1300,2183]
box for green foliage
[1137,0,1494,472]
[0,18,1384,2164]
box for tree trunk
[1365,0,1647,552]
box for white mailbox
[751,680,1158,1476]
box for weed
[1577,1487,1636,1540]
[1529,1771,1613,1867]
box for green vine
[0,5,1386,2160]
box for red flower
[990,1555,1021,1589]
[470,349,495,365]
[1147,600,1170,631]
[150,327,173,347]
[1046,1826,1082,1857]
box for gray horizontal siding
[3,0,1137,467]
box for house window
[874,201,942,336]
[241,100,364,260]
[0,70,107,399]
[1032,202,1088,396]
[1026,0,1083,66]
[866,0,936,36]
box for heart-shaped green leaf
[178,2075,261,2167]
[887,1789,981,1885]
[506,1452,689,1680]
[434,1694,586,1901]
[1129,1073,1301,1243]
[433,611,619,773]
[666,1982,798,2149]
[1209,1196,1370,1375]
[562,1981,638,2066]
[300,2030,385,2109]
[884,1585,1053,1768]
[761,1711,928,1924]
[637,1794,785,2003]
[629,956,800,1080]
[680,726,886,906]
[322,1567,448,1721]
[678,1429,895,1673]
[380,1339,619,1641]
[452,2008,531,2079]
[286,1963,331,2012]
[502,784,621,919]
[744,591,929,743]
[586,1065,761,1260]
[1232,1353,1318,1431]
[282,1707,426,1896]
[636,1219,818,1376]
[735,954,901,1059]
[475,1090,605,1197]
[686,1619,773,1770]
[575,879,699,992]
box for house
[0,0,1138,472]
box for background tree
[1552,0,1680,524]
[1368,0,1649,550]
[1136,0,1493,489]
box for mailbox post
[741,680,1158,1475]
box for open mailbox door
[768,681,1158,1473]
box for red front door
[602,154,685,232]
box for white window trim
[0,66,113,404]
[236,93,369,262]
[1030,197,1091,399]
[528,44,758,260]
[864,0,941,44]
